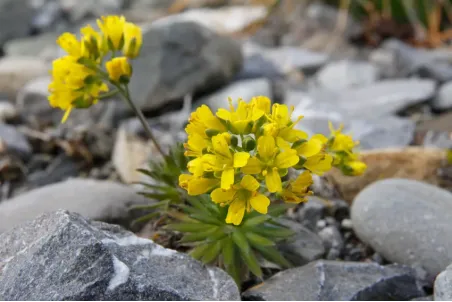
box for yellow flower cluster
[48,16,142,122]
[179,97,366,225]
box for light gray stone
[265,46,329,74]
[0,123,31,158]
[352,179,452,278]
[432,81,452,111]
[0,101,17,122]
[295,196,326,231]
[128,15,243,111]
[0,210,240,300]
[242,260,424,300]
[316,60,379,91]
[0,178,150,233]
[197,78,272,112]
[435,264,452,301]
[0,0,34,46]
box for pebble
[432,81,452,111]
[264,46,329,74]
[0,101,17,122]
[295,196,326,231]
[434,263,452,301]
[0,123,32,159]
[0,178,150,233]
[352,178,452,278]
[243,260,425,300]
[0,210,240,300]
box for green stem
[116,84,166,158]
[98,89,120,99]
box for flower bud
[230,135,239,148]
[123,22,142,59]
[106,57,131,83]
[242,137,256,152]
[205,129,221,138]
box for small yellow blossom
[57,33,82,58]
[97,15,126,50]
[123,22,142,58]
[346,160,367,176]
[281,170,313,203]
[106,57,131,82]
[328,122,357,152]
[185,105,226,139]
[211,175,270,225]
[80,25,105,59]
[216,98,266,134]
[179,174,220,196]
[303,153,333,175]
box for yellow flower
[264,103,308,147]
[211,175,270,225]
[123,22,142,58]
[242,135,299,193]
[303,153,333,175]
[185,105,226,139]
[80,25,105,59]
[202,133,250,190]
[97,15,126,50]
[106,57,131,82]
[295,134,327,159]
[184,133,208,158]
[281,170,313,203]
[57,33,82,57]
[179,174,219,196]
[250,96,271,115]
[216,98,266,134]
[328,122,357,152]
[346,160,367,176]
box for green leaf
[186,196,211,215]
[241,249,263,279]
[130,211,160,226]
[128,200,169,211]
[202,240,224,264]
[231,229,251,256]
[251,225,295,239]
[165,222,214,233]
[179,227,218,243]
[189,243,210,260]
[206,227,228,242]
[241,215,271,228]
[267,203,292,216]
[189,213,222,225]
[222,237,235,268]
[253,245,292,269]
[138,192,176,201]
[245,232,275,247]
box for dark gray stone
[0,210,240,300]
[318,226,344,252]
[434,264,452,301]
[129,15,243,111]
[411,296,433,301]
[277,219,325,266]
[295,196,326,231]
[0,123,31,159]
[0,178,149,233]
[242,260,424,301]
[352,179,452,279]
[432,81,452,111]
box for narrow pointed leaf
[222,237,235,268]
[241,215,271,228]
[267,203,292,216]
[189,213,222,225]
[251,226,295,238]
[130,211,160,226]
[245,232,275,247]
[165,222,214,232]
[253,245,292,269]
[189,243,210,260]
[241,249,263,279]
[231,230,251,256]
[202,240,224,264]
[206,227,228,242]
[179,227,217,243]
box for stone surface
[0,178,150,233]
[0,57,49,100]
[432,81,452,111]
[16,76,52,120]
[4,32,60,59]
[352,178,452,278]
[197,78,272,112]
[326,147,448,202]
[243,260,424,300]
[0,101,17,122]
[264,46,329,74]
[318,225,344,260]
[0,0,34,46]
[128,15,243,111]
[0,210,240,300]
[295,196,326,231]
[336,79,436,118]
[0,123,32,159]
[435,264,452,301]
[316,60,379,91]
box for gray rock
[316,60,379,91]
[352,179,452,278]
[318,226,344,251]
[197,78,272,112]
[59,0,125,23]
[0,0,34,46]
[128,15,243,111]
[0,210,240,300]
[16,76,52,118]
[242,260,424,300]
[4,33,61,59]
[277,219,325,266]
[412,296,433,301]
[432,81,452,111]
[336,79,436,118]
[0,178,150,233]
[295,196,326,231]
[0,123,31,158]
[235,52,284,80]
[435,264,452,300]
[0,101,17,122]
[264,46,329,74]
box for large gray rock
[0,0,34,46]
[336,79,436,118]
[242,260,424,300]
[0,178,149,233]
[0,210,240,300]
[352,179,452,278]
[435,264,452,300]
[129,15,243,111]
[432,81,452,111]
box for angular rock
[318,226,344,260]
[0,56,48,100]
[0,123,31,159]
[316,60,379,91]
[0,178,150,233]
[295,196,326,231]
[197,78,272,112]
[128,15,243,111]
[0,0,34,46]
[16,76,52,119]
[0,210,240,300]
[264,46,329,74]
[3,33,60,58]
[432,81,452,111]
[352,178,452,278]
[235,48,284,80]
[435,264,452,301]
[243,260,424,300]
[336,79,436,118]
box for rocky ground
[1,0,452,300]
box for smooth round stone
[351,178,452,278]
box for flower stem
[116,84,166,158]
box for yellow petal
[291,170,313,193]
[275,149,299,168]
[240,175,260,192]
[251,96,271,114]
[276,137,291,150]
[232,120,250,134]
[296,138,323,158]
[265,167,282,193]
[187,177,219,195]
[241,157,263,174]
[211,188,236,203]
[311,134,328,144]
[216,108,232,121]
[187,157,205,176]
[225,199,246,225]
[347,161,367,176]
[257,135,276,161]
[212,133,231,158]
[271,103,290,125]
[304,154,333,175]
[233,152,250,168]
[221,167,235,190]
[279,128,308,142]
[250,193,270,214]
